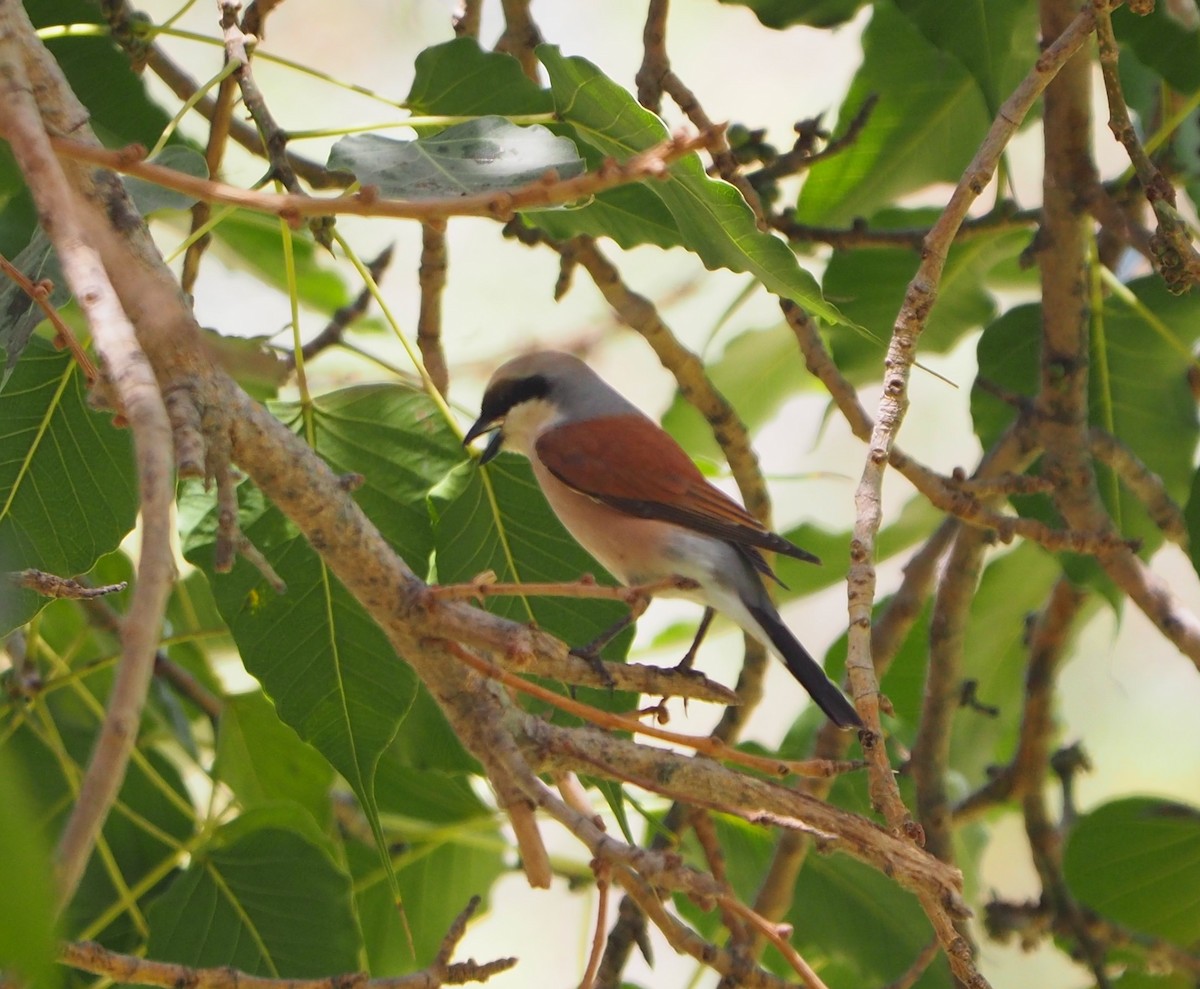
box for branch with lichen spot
[40,129,722,223]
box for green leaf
[794,1,990,226]
[181,385,464,865]
[1064,798,1200,947]
[716,0,869,29]
[950,543,1064,780]
[1112,2,1200,93]
[0,231,67,386]
[215,691,334,827]
[0,338,137,634]
[893,0,1041,117]
[528,181,681,250]
[537,46,844,325]
[295,384,467,567]
[659,322,815,458]
[787,853,950,987]
[825,215,1030,382]
[146,809,362,977]
[329,117,584,200]
[28,0,172,144]
[123,146,208,215]
[209,210,350,313]
[349,829,505,974]
[406,38,552,116]
[0,749,60,989]
[973,281,1200,560]
[181,484,416,844]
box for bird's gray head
[464,351,641,463]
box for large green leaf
[537,46,844,325]
[716,0,869,29]
[893,0,1040,117]
[1064,798,1200,947]
[405,38,552,116]
[0,338,137,634]
[209,210,350,314]
[145,809,362,977]
[214,691,334,828]
[973,281,1200,560]
[0,749,60,989]
[328,117,584,199]
[948,543,1065,783]
[794,1,990,225]
[1112,2,1200,94]
[181,484,416,845]
[825,216,1030,381]
[3,682,195,946]
[181,385,464,859]
[349,826,505,975]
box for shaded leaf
[123,146,208,215]
[146,809,362,977]
[181,483,416,850]
[973,281,1200,562]
[893,0,1041,116]
[328,118,584,200]
[1112,2,1200,93]
[0,749,60,989]
[215,690,334,827]
[0,339,137,634]
[406,38,551,116]
[349,829,505,975]
[180,385,464,866]
[794,1,990,225]
[1065,798,1200,947]
[0,231,67,387]
[716,0,869,29]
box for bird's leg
[569,595,650,687]
[675,607,715,671]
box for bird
[463,351,862,730]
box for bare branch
[0,9,176,912]
[42,129,723,222]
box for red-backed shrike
[464,351,861,729]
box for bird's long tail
[745,603,863,729]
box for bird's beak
[463,416,504,465]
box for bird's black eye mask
[464,373,553,464]
[479,373,552,423]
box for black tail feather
[746,603,862,729]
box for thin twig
[61,897,515,986]
[286,244,395,368]
[1094,3,1200,293]
[417,220,450,396]
[10,570,126,600]
[0,250,97,380]
[444,641,859,780]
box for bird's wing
[534,416,819,565]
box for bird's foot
[569,644,616,689]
